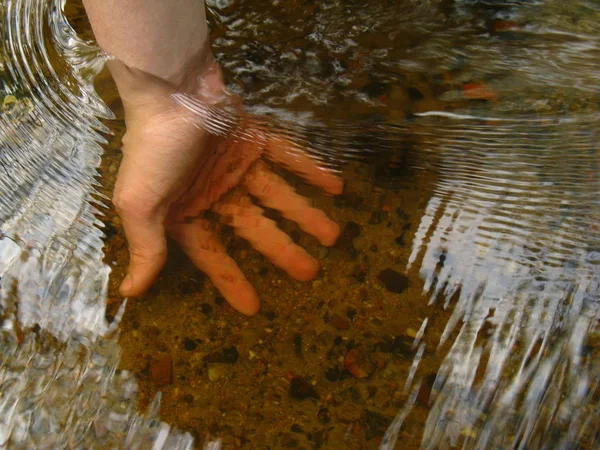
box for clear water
[1,0,599,448]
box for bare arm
[82,0,209,86]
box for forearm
[82,0,209,86]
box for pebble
[316,246,329,260]
[183,338,197,351]
[204,346,239,364]
[368,210,388,225]
[336,221,362,258]
[344,347,375,378]
[150,355,172,387]
[208,364,228,382]
[377,269,409,294]
[329,315,351,331]
[289,377,319,400]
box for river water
[1,0,599,448]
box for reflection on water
[1,0,599,448]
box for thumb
[114,192,168,297]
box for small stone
[183,338,198,351]
[199,303,213,315]
[361,410,391,440]
[325,367,341,381]
[293,334,303,355]
[208,364,227,382]
[336,221,362,258]
[405,327,418,339]
[290,377,319,400]
[351,265,367,283]
[360,81,390,98]
[407,87,425,101]
[290,424,304,433]
[204,346,239,364]
[344,347,375,378]
[317,407,331,424]
[150,355,172,387]
[329,315,351,331]
[369,210,388,225]
[377,269,409,294]
[316,246,329,260]
[416,373,438,407]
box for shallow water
[1,0,599,448]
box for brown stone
[150,355,172,387]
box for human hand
[110,60,343,315]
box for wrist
[106,47,227,111]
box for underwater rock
[204,346,239,364]
[150,355,172,387]
[289,377,319,400]
[336,221,362,258]
[329,315,351,330]
[377,269,409,294]
[344,347,375,378]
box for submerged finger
[263,133,344,196]
[244,161,340,246]
[113,187,168,298]
[169,219,259,316]
[214,197,320,281]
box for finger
[114,193,168,298]
[169,219,260,316]
[263,132,344,196]
[244,161,340,246]
[214,196,320,281]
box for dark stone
[416,373,438,407]
[199,303,213,315]
[178,278,203,295]
[334,192,370,211]
[291,424,304,433]
[351,265,367,283]
[346,308,357,320]
[394,235,405,247]
[329,315,351,330]
[370,244,378,252]
[396,208,410,221]
[293,334,303,355]
[336,221,362,258]
[204,346,239,364]
[374,335,413,359]
[334,336,343,346]
[360,81,390,98]
[325,367,341,381]
[407,87,425,101]
[214,295,225,306]
[290,377,319,400]
[317,407,331,424]
[264,310,277,321]
[183,393,194,405]
[183,338,197,351]
[368,210,388,225]
[259,267,269,276]
[361,410,391,440]
[377,269,409,294]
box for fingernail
[120,274,133,295]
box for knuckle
[113,189,159,220]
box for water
[1,0,599,448]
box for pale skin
[82,0,343,315]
